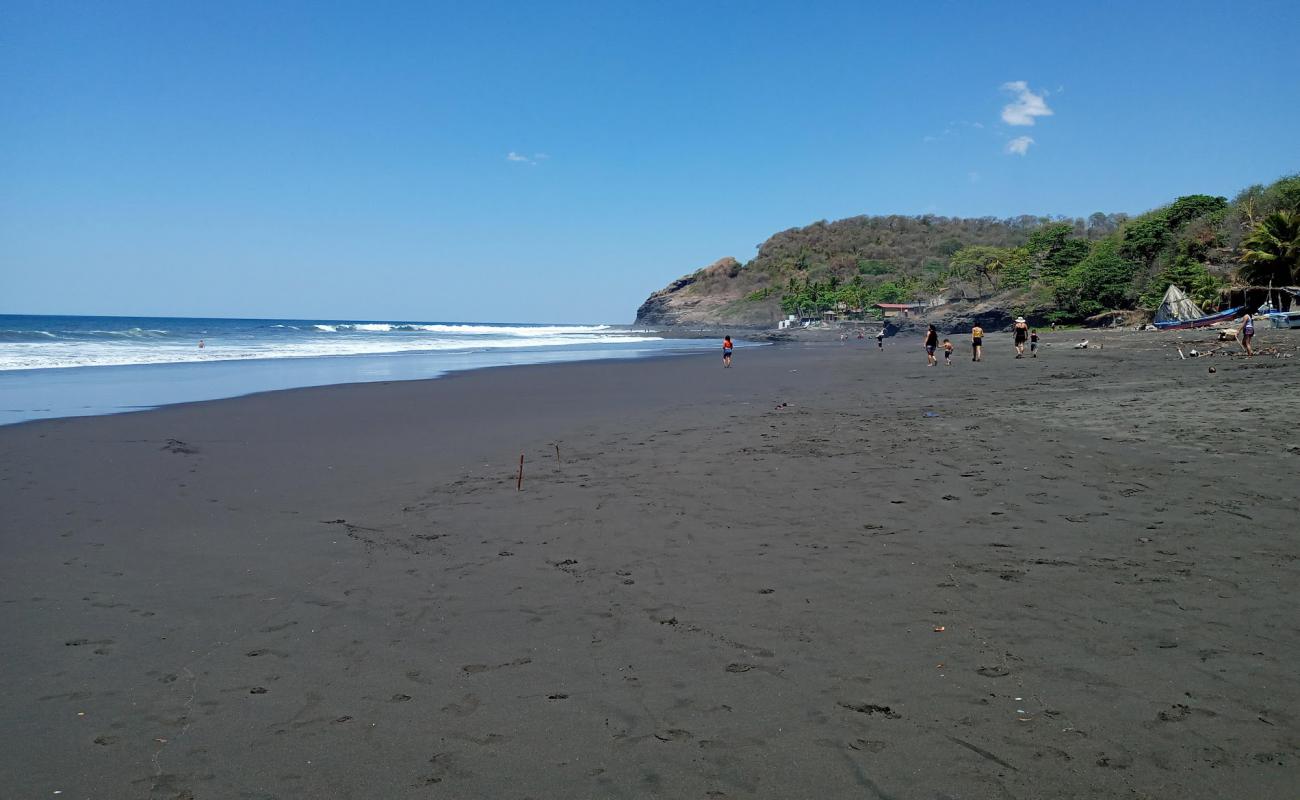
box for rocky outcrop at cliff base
[635,257,781,328]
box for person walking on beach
[971,325,984,362]
[722,335,734,368]
[1029,329,1039,358]
[1239,313,1255,356]
[1013,317,1029,358]
[924,324,939,366]
[876,328,885,350]
[942,338,954,366]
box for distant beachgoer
[971,325,984,362]
[876,329,885,349]
[1029,329,1039,358]
[722,335,733,368]
[1239,313,1255,356]
[942,338,953,366]
[198,339,205,349]
[924,324,939,366]
[857,329,865,340]
[839,332,849,343]
[1051,321,1058,332]
[1013,317,1029,358]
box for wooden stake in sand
[517,453,524,491]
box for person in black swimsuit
[924,324,939,366]
[1013,317,1029,358]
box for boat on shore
[1256,286,1300,329]
[1153,305,1246,330]
[1152,284,1244,330]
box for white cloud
[506,151,550,166]
[1006,136,1035,156]
[1000,81,1053,126]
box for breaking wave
[0,316,665,371]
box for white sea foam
[0,333,666,371]
[310,322,614,336]
[0,329,58,338]
[84,328,170,338]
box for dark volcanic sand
[1,329,1297,799]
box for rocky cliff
[634,257,782,328]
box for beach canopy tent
[1154,285,1206,325]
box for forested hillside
[635,174,1300,328]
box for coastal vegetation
[636,173,1300,327]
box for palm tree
[977,254,1004,291]
[1239,210,1300,285]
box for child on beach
[1029,329,1039,357]
[924,324,939,366]
[722,335,733,368]
[942,338,953,366]
[1239,313,1255,356]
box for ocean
[0,314,728,425]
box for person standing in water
[722,335,734,368]
[971,325,984,362]
[1013,317,1029,358]
[1239,313,1255,356]
[924,324,939,366]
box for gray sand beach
[2,328,1297,799]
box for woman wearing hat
[1013,317,1029,358]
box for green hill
[635,173,1299,328]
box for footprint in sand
[462,657,532,674]
[653,728,692,742]
[837,701,901,719]
[65,638,114,648]
[440,694,480,716]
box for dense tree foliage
[1239,210,1300,285]
[735,173,1300,322]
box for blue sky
[2,0,1297,323]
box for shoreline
[2,329,1297,798]
[0,334,739,427]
